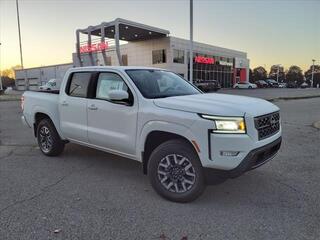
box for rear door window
[67,72,92,98]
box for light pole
[16,0,24,69]
[189,0,193,84]
[0,42,2,91]
[311,59,315,88]
[275,64,281,83]
[16,0,27,90]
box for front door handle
[61,101,68,106]
[88,104,98,110]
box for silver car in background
[233,82,258,89]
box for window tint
[96,72,128,101]
[152,49,166,64]
[173,49,184,64]
[68,72,91,97]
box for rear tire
[148,139,205,203]
[37,118,65,156]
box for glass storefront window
[186,51,236,88]
[106,56,111,66]
[121,55,128,66]
[152,49,166,64]
[173,49,185,64]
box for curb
[313,121,320,130]
[0,96,21,102]
[267,94,320,102]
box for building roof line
[15,63,73,72]
[78,18,170,36]
[170,36,247,56]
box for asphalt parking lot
[0,95,320,239]
[219,87,320,100]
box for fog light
[220,151,240,157]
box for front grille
[255,112,280,140]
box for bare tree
[269,65,285,82]
[286,66,304,85]
[253,66,267,82]
[305,65,320,87]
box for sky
[0,0,319,72]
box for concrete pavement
[0,98,320,239]
[219,88,320,101]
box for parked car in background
[287,81,298,88]
[4,87,13,94]
[233,82,257,89]
[255,80,269,88]
[265,79,279,88]
[195,80,221,92]
[300,82,309,88]
[278,82,286,88]
[21,66,282,202]
[39,79,58,91]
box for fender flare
[32,106,65,139]
[138,120,197,159]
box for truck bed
[35,90,60,94]
[23,90,61,135]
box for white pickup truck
[21,66,282,202]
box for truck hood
[153,93,279,117]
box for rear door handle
[61,101,68,106]
[88,104,98,110]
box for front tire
[37,118,65,156]
[148,139,205,203]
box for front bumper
[204,136,282,184]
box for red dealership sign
[194,56,215,64]
[80,42,108,53]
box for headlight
[200,114,246,133]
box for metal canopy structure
[76,18,170,66]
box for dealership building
[16,18,249,90]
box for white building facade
[16,19,249,90]
[73,36,249,88]
[15,63,72,91]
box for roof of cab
[70,66,165,72]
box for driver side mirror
[108,90,129,102]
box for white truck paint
[21,66,282,202]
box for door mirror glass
[108,90,129,101]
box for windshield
[126,69,201,99]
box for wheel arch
[139,121,200,175]
[33,111,63,139]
